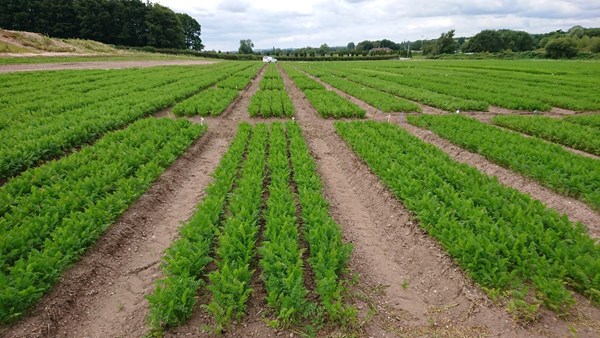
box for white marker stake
[200,116,204,126]
[387,114,391,123]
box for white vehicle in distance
[262,56,277,63]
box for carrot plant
[259,122,308,324]
[146,123,251,331]
[173,63,261,117]
[248,90,294,117]
[492,115,600,156]
[407,114,600,211]
[335,121,600,313]
[205,124,268,330]
[286,122,354,323]
[0,62,240,180]
[248,64,294,117]
[281,64,365,118]
[0,118,204,323]
[565,114,600,129]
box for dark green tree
[144,4,185,49]
[76,0,112,43]
[238,39,254,54]
[464,30,504,52]
[545,37,578,58]
[114,0,148,46]
[318,43,329,56]
[499,30,535,52]
[347,42,355,50]
[433,29,457,55]
[355,40,374,51]
[37,0,79,38]
[176,13,203,50]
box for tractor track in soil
[0,64,264,338]
[466,115,600,161]
[282,67,600,337]
[0,60,217,73]
[302,68,600,239]
[3,63,599,338]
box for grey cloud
[159,0,600,51]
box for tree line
[256,26,600,60]
[420,26,600,58]
[0,0,203,50]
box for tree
[145,4,185,49]
[499,30,534,52]
[176,13,203,50]
[238,39,254,54]
[347,42,355,50]
[591,37,600,53]
[545,37,578,58]
[114,0,148,46]
[318,43,329,56]
[355,40,374,51]
[464,30,504,52]
[432,29,457,55]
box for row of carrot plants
[407,115,600,211]
[565,114,600,129]
[287,122,353,321]
[172,63,261,116]
[206,124,269,329]
[146,123,251,331]
[335,121,600,314]
[0,118,205,323]
[248,64,294,117]
[418,62,600,110]
[301,64,486,112]
[146,122,352,334]
[492,115,600,156]
[259,122,308,324]
[327,60,600,111]
[357,67,549,111]
[296,65,420,112]
[0,62,240,180]
[281,64,365,118]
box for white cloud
[156,0,600,51]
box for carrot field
[0,59,599,338]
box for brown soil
[400,122,600,237]
[0,60,217,73]
[0,117,237,338]
[280,69,532,337]
[283,68,600,336]
[3,63,600,338]
[466,115,600,161]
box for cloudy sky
[157,0,600,51]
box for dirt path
[0,119,235,338]
[303,70,600,238]
[0,70,262,337]
[280,68,533,337]
[0,59,217,73]
[284,68,600,337]
[466,115,600,161]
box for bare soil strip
[401,122,600,236]
[285,69,600,337]
[467,115,600,160]
[305,71,600,237]
[0,59,217,73]
[0,73,261,337]
[281,69,529,337]
[0,126,232,338]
